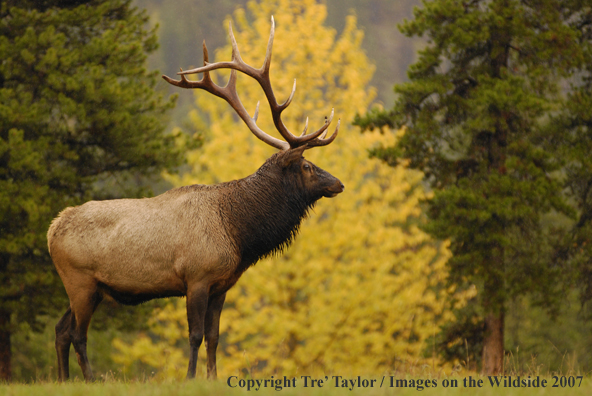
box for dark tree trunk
[0,307,11,381]
[482,310,504,375]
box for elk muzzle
[322,174,344,198]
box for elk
[47,17,343,382]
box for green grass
[2,376,592,396]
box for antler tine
[203,40,209,65]
[300,117,309,136]
[305,119,340,148]
[262,15,275,74]
[228,21,243,63]
[163,16,339,150]
[319,119,328,139]
[279,79,296,111]
[253,101,260,122]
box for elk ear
[279,145,307,168]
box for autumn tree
[111,0,469,378]
[0,0,182,380]
[355,0,584,374]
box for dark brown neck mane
[218,156,315,270]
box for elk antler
[162,16,339,150]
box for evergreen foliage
[355,0,589,372]
[545,1,592,315]
[0,0,182,380]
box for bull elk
[47,17,343,381]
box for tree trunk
[0,307,11,381]
[482,310,504,375]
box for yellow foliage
[112,0,463,378]
[112,303,188,380]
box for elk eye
[303,163,311,171]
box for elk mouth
[324,181,344,198]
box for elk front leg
[186,284,209,379]
[204,292,226,380]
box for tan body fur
[49,186,238,301]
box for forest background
[1,0,592,383]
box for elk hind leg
[67,281,102,382]
[55,307,73,381]
[204,292,226,380]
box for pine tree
[355,0,583,374]
[546,2,592,317]
[0,0,182,380]
[111,0,469,378]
